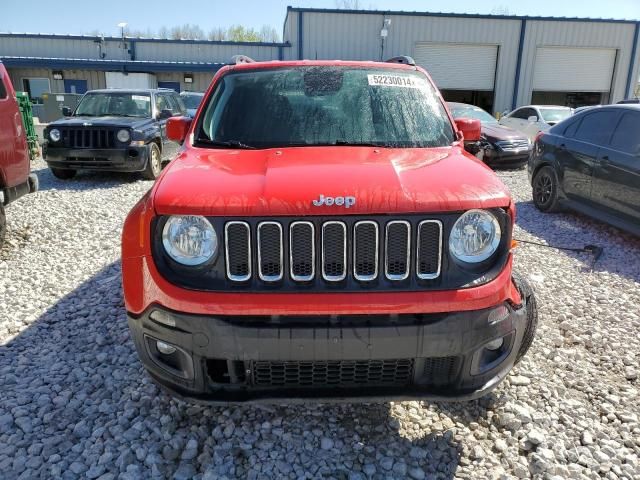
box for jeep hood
[153,146,512,216]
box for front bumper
[484,147,531,167]
[44,144,148,172]
[128,297,529,403]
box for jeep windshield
[74,92,152,118]
[196,67,455,149]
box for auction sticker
[132,95,150,101]
[367,74,425,88]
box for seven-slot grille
[224,219,443,284]
[59,128,118,149]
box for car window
[197,67,455,149]
[155,94,171,114]
[0,76,7,99]
[171,94,186,115]
[75,92,151,117]
[449,104,497,125]
[539,108,572,124]
[510,108,527,119]
[610,112,640,154]
[562,119,581,138]
[574,111,619,145]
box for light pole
[380,18,391,61]
[117,22,128,48]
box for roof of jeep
[227,59,419,72]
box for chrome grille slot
[322,221,347,282]
[416,220,442,280]
[257,222,283,282]
[353,221,378,281]
[225,221,251,281]
[290,222,315,281]
[385,221,410,280]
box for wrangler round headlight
[162,216,217,266]
[49,128,61,142]
[117,129,131,143]
[449,209,501,263]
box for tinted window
[562,119,581,138]
[198,67,455,149]
[510,108,528,119]
[610,112,640,154]
[574,111,619,145]
[22,77,50,104]
[0,76,6,99]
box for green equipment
[15,91,40,160]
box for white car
[499,105,573,140]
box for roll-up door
[413,43,498,90]
[532,47,616,92]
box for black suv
[43,89,186,180]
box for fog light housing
[485,337,504,351]
[156,340,176,355]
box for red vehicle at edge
[122,57,538,403]
[0,61,38,246]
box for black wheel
[0,203,6,248]
[512,272,538,365]
[142,143,162,180]
[532,166,560,212]
[50,167,76,180]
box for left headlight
[162,215,217,266]
[117,129,131,143]
[49,128,61,142]
[449,209,501,263]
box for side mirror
[166,116,192,143]
[158,109,173,120]
[454,118,481,142]
[62,106,72,117]
[527,115,538,123]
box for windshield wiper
[333,140,392,147]
[195,138,256,149]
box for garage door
[413,43,498,90]
[533,47,616,92]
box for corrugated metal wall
[134,41,281,63]
[7,68,106,92]
[517,20,638,105]
[0,36,129,60]
[155,72,215,92]
[287,11,520,113]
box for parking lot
[0,158,637,479]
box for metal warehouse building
[1,6,639,115]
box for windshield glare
[181,94,204,109]
[449,105,497,125]
[197,67,455,148]
[540,108,572,123]
[75,92,151,117]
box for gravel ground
[0,158,639,480]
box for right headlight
[49,128,61,142]
[449,209,501,263]
[162,215,217,266]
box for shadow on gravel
[515,200,640,283]
[1,262,466,479]
[35,166,147,192]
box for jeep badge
[312,194,356,208]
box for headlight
[49,128,61,142]
[162,216,217,266]
[449,209,501,263]
[117,129,131,143]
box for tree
[259,25,280,42]
[335,0,362,8]
[226,25,261,42]
[490,5,512,15]
[169,23,205,40]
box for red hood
[152,146,512,216]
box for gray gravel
[1,159,639,479]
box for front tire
[532,166,560,212]
[142,143,162,180]
[50,167,76,180]
[512,272,538,364]
[0,203,6,248]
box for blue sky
[1,0,639,36]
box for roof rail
[230,55,255,65]
[385,55,416,66]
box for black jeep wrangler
[43,88,186,180]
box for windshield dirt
[196,67,455,149]
[74,92,152,117]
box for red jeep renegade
[122,57,538,403]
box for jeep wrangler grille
[59,128,117,149]
[224,218,443,285]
